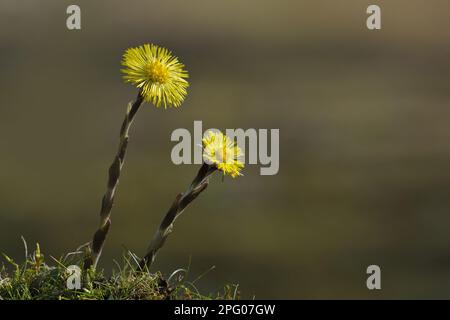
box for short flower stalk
[139,131,244,269]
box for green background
[1,0,450,298]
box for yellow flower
[121,44,189,108]
[202,130,244,178]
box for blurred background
[1,0,450,299]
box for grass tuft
[0,243,239,300]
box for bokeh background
[1,0,450,299]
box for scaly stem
[139,164,216,269]
[84,92,144,270]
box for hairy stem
[139,164,216,269]
[85,92,144,270]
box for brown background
[1,0,450,298]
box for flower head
[202,130,244,178]
[121,44,189,108]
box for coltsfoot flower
[121,44,189,108]
[202,130,244,178]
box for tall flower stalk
[140,130,244,269]
[85,44,189,270]
[84,93,143,270]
